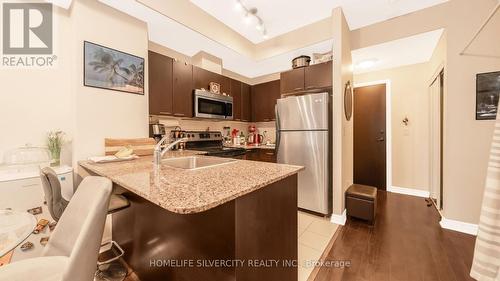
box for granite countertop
[79,151,302,215]
[224,144,276,150]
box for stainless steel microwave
[194,89,233,120]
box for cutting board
[104,138,156,156]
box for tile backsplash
[155,116,276,143]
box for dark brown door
[241,83,251,122]
[304,61,332,90]
[280,68,304,94]
[354,84,386,190]
[148,51,173,115]
[230,79,242,121]
[172,60,193,117]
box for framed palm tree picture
[84,41,144,95]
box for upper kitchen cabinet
[304,61,332,90]
[241,83,251,122]
[280,61,333,94]
[230,79,242,121]
[280,67,304,94]
[148,51,173,115]
[193,67,231,96]
[172,60,193,117]
[252,80,280,122]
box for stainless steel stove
[182,131,246,158]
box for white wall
[332,8,353,215]
[71,0,149,166]
[355,63,431,191]
[0,7,74,165]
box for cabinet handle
[173,113,185,116]
[159,111,172,115]
[292,87,302,91]
[265,152,275,156]
[234,119,241,121]
[263,119,270,121]
[305,86,316,89]
[242,119,249,122]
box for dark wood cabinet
[280,68,305,94]
[305,61,332,90]
[193,67,230,95]
[230,79,242,121]
[251,80,280,122]
[172,60,193,117]
[244,149,276,163]
[148,51,173,115]
[241,83,251,122]
[280,62,332,94]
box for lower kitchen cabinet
[244,149,276,163]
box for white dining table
[0,209,37,258]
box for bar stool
[40,167,130,281]
[0,176,113,281]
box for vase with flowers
[47,131,65,167]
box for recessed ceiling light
[356,59,379,69]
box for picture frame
[84,41,145,95]
[476,71,500,120]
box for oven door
[195,96,227,119]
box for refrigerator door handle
[275,104,281,153]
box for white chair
[40,167,69,221]
[0,176,113,281]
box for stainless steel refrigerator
[276,92,332,215]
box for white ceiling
[99,0,333,78]
[45,0,73,9]
[352,29,444,74]
[190,0,448,43]
[100,0,444,78]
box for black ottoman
[345,184,377,224]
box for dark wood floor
[314,191,477,281]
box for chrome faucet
[153,136,189,166]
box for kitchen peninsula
[79,153,303,281]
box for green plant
[47,131,65,166]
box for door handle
[377,137,385,142]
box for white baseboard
[388,186,430,198]
[440,217,478,236]
[331,209,347,226]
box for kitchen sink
[161,156,237,170]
